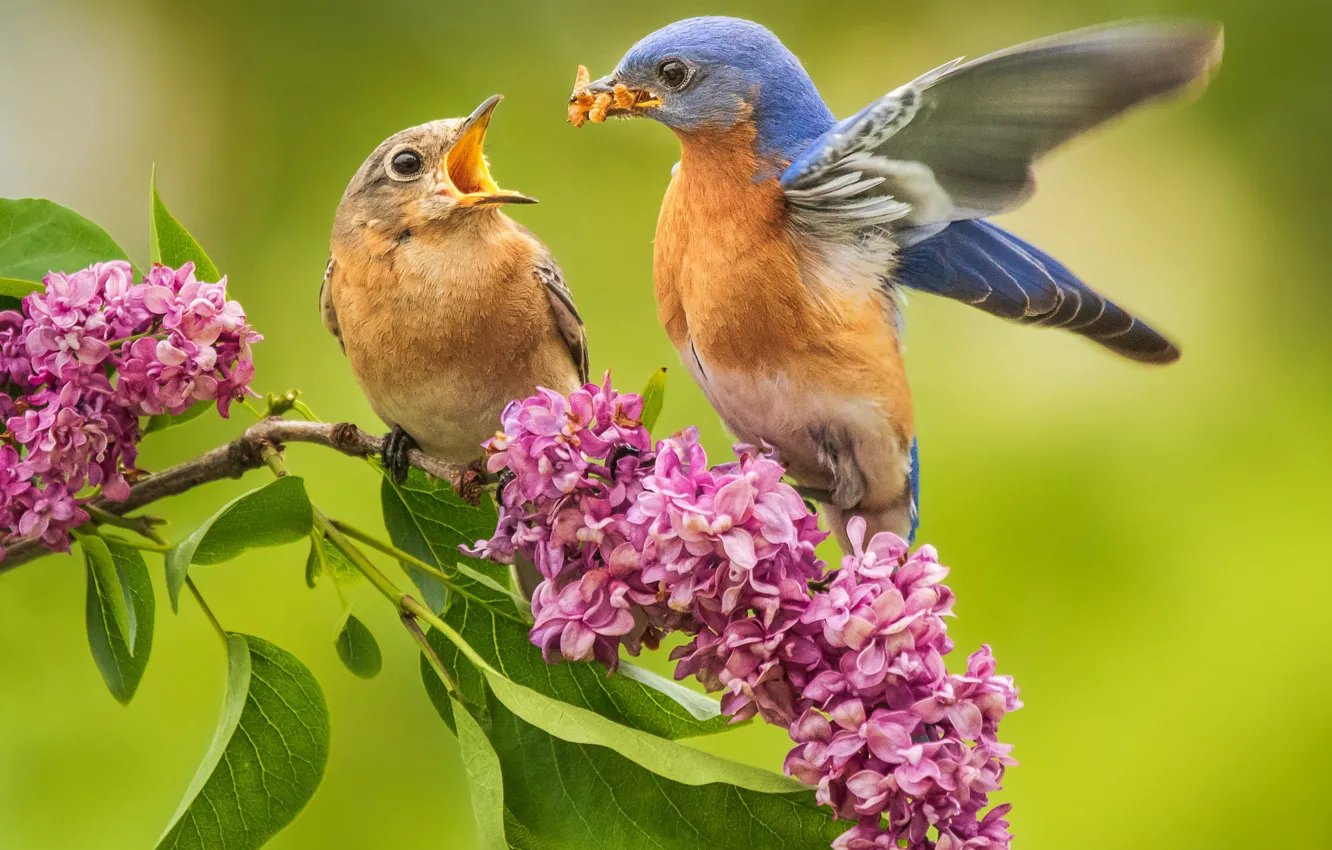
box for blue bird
[570,17,1222,548]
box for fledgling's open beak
[567,65,661,127]
[438,95,537,206]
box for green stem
[401,611,463,701]
[86,505,168,546]
[328,519,529,620]
[316,510,494,683]
[108,331,151,350]
[261,444,288,478]
[99,534,171,553]
[400,594,498,676]
[315,509,408,609]
[292,400,322,422]
[186,576,228,649]
[247,429,499,696]
[331,519,454,582]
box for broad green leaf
[0,198,134,283]
[640,367,667,434]
[155,634,330,850]
[85,539,155,704]
[150,169,221,281]
[165,476,314,612]
[442,684,842,850]
[0,277,41,299]
[334,614,382,679]
[83,535,132,648]
[143,401,214,435]
[454,698,508,850]
[381,468,509,614]
[420,626,796,792]
[426,599,730,739]
[304,532,360,588]
[484,671,801,794]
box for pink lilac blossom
[471,378,1021,850]
[0,260,260,557]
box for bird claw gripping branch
[567,65,646,127]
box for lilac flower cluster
[473,377,1022,850]
[0,261,260,555]
[785,518,1021,850]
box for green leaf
[334,614,382,679]
[640,367,667,434]
[484,671,801,794]
[426,598,731,739]
[432,680,842,850]
[150,168,221,281]
[83,535,132,648]
[454,698,509,850]
[165,477,314,612]
[143,400,214,435]
[155,634,330,850]
[304,532,360,589]
[85,538,155,704]
[381,468,509,614]
[0,277,42,299]
[0,197,134,283]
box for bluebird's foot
[382,426,417,485]
[606,444,645,477]
[495,467,516,502]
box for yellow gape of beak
[439,95,537,207]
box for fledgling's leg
[381,425,418,485]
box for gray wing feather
[319,257,344,353]
[782,22,1223,234]
[533,253,590,385]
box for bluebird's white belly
[678,340,909,508]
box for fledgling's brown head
[335,95,534,242]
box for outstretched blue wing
[896,220,1179,363]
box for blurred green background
[2,0,1329,847]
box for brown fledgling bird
[322,95,589,482]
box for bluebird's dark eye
[389,149,423,179]
[656,59,690,89]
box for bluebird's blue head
[575,17,835,161]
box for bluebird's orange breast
[653,120,915,531]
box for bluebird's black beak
[568,65,661,126]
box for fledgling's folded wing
[319,257,344,354]
[533,253,590,385]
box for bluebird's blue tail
[896,220,1180,364]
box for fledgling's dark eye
[389,149,423,179]
[656,59,691,89]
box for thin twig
[0,418,468,572]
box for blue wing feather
[894,220,1180,364]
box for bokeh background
[1,0,1329,847]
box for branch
[0,419,469,572]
